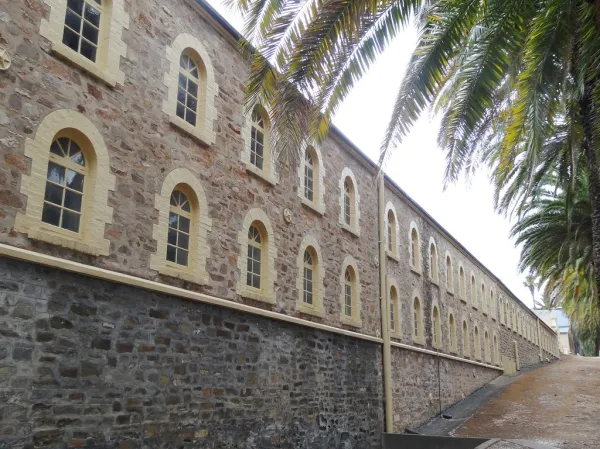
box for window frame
[340,256,362,328]
[459,264,467,302]
[470,272,477,308]
[448,311,457,353]
[384,202,400,261]
[295,235,325,318]
[462,319,470,358]
[298,145,326,214]
[409,222,422,274]
[445,252,454,294]
[428,238,439,284]
[432,303,442,349]
[387,277,401,337]
[474,324,481,360]
[339,168,360,236]
[481,282,487,315]
[412,294,424,345]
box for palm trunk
[580,80,600,309]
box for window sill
[296,303,325,318]
[472,304,479,310]
[410,267,422,276]
[340,315,362,328]
[340,223,360,238]
[300,197,325,215]
[155,262,208,285]
[446,289,454,296]
[432,343,442,350]
[237,284,276,305]
[430,279,440,287]
[170,115,214,146]
[412,336,425,346]
[482,310,488,316]
[50,43,118,87]
[492,316,497,321]
[459,297,467,304]
[386,250,400,262]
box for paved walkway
[454,356,600,449]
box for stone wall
[0,258,383,448]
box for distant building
[534,309,574,354]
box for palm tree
[234,0,600,306]
[523,274,537,306]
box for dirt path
[454,356,600,449]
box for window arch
[462,320,470,357]
[409,222,421,272]
[163,33,218,145]
[340,256,362,327]
[236,209,277,304]
[39,0,129,86]
[474,325,481,360]
[151,169,211,284]
[16,110,114,256]
[389,282,400,336]
[470,273,477,307]
[481,282,487,314]
[339,168,360,235]
[449,313,457,353]
[385,202,399,260]
[459,265,466,299]
[484,330,491,363]
[413,295,424,344]
[446,252,454,293]
[432,304,442,348]
[296,235,325,318]
[429,238,439,283]
[298,145,325,214]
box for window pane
[176,102,185,120]
[44,183,63,206]
[64,190,83,212]
[187,81,198,98]
[82,22,99,45]
[186,110,196,126]
[80,40,97,62]
[47,162,65,185]
[71,152,85,166]
[62,27,80,52]
[61,210,80,232]
[42,203,61,226]
[166,245,176,263]
[179,216,190,234]
[65,10,82,32]
[178,232,189,250]
[67,0,85,14]
[186,95,197,111]
[84,3,101,27]
[177,85,186,104]
[50,141,63,156]
[66,170,84,192]
[167,229,177,245]
[176,249,188,266]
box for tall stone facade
[0,0,559,447]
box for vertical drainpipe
[536,319,542,361]
[378,172,393,433]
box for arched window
[250,106,267,171]
[42,136,87,233]
[389,285,398,333]
[296,236,325,317]
[429,240,439,282]
[474,326,481,360]
[298,146,325,213]
[339,169,360,235]
[481,283,486,313]
[446,254,454,292]
[462,320,470,357]
[303,248,315,305]
[459,266,466,299]
[387,210,395,253]
[166,189,191,266]
[410,224,421,271]
[343,178,353,226]
[490,290,495,319]
[176,52,201,126]
[449,313,457,352]
[247,224,263,289]
[340,257,361,327]
[493,335,499,364]
[484,330,490,362]
[432,305,442,348]
[413,296,424,344]
[304,148,315,202]
[471,274,477,306]
[40,0,128,86]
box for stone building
[0,0,559,447]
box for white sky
[207,1,538,308]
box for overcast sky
[207,1,538,308]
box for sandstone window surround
[297,145,325,214]
[412,294,425,345]
[458,264,467,302]
[39,0,129,86]
[241,105,278,185]
[384,202,400,261]
[15,109,115,256]
[150,168,211,284]
[445,252,454,294]
[387,277,401,338]
[163,33,218,145]
[473,324,481,360]
[484,328,491,363]
[295,235,325,318]
[490,290,496,321]
[470,272,477,309]
[493,333,500,365]
[409,222,422,274]
[431,302,442,349]
[462,318,470,357]
[448,311,457,353]
[236,209,277,304]
[428,237,439,284]
[340,256,362,328]
[481,282,487,315]
[339,168,360,236]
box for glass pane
[84,3,101,27]
[44,183,63,206]
[178,216,190,234]
[178,232,189,250]
[66,170,84,192]
[168,212,178,228]
[47,162,65,185]
[80,40,97,62]
[188,81,198,99]
[252,274,260,289]
[186,95,197,111]
[177,85,186,104]
[186,110,196,126]
[170,191,178,206]
[62,27,80,52]
[181,200,191,213]
[167,229,177,245]
[82,22,99,45]
[50,141,63,157]
[71,151,85,166]
[166,245,176,263]
[61,210,80,232]
[64,190,83,212]
[65,10,82,32]
[305,292,313,305]
[176,249,188,266]
[180,54,189,70]
[67,0,85,14]
[42,203,61,226]
[189,66,199,79]
[246,271,252,287]
[176,102,185,120]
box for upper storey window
[459,265,466,299]
[40,0,129,86]
[344,179,352,225]
[409,223,421,272]
[177,53,200,127]
[304,150,315,201]
[446,254,454,293]
[250,107,266,170]
[62,0,102,62]
[385,203,399,260]
[167,189,191,266]
[340,256,362,327]
[295,236,325,318]
[247,224,263,289]
[429,239,439,283]
[339,169,360,236]
[242,105,277,184]
[298,146,325,214]
[42,137,86,233]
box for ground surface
[454,356,600,449]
